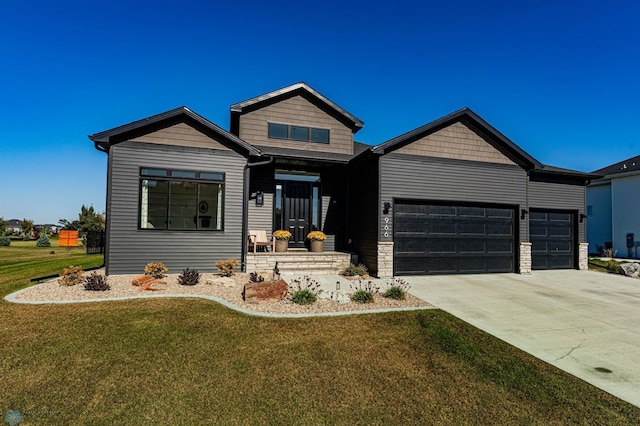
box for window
[140,168,224,230]
[587,205,593,216]
[268,123,330,144]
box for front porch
[245,251,352,276]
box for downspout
[241,156,274,271]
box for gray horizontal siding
[247,166,274,235]
[380,154,528,242]
[529,180,586,242]
[105,141,246,275]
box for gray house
[90,82,595,277]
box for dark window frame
[138,167,225,231]
[267,122,330,144]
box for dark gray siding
[247,166,274,234]
[529,180,586,242]
[380,154,528,243]
[348,158,379,274]
[105,141,246,275]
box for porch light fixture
[520,209,528,220]
[383,202,391,214]
[579,213,587,223]
[256,191,264,207]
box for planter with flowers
[307,231,326,252]
[273,230,292,252]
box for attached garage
[530,210,576,270]
[394,201,516,275]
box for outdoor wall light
[520,209,528,220]
[579,213,587,223]
[255,191,264,207]
[383,202,391,214]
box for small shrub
[178,268,201,286]
[21,233,31,241]
[350,279,379,304]
[58,265,85,286]
[144,262,168,279]
[0,235,10,247]
[383,278,411,300]
[36,233,51,247]
[249,272,265,283]
[216,258,239,277]
[289,276,321,305]
[343,263,368,277]
[84,272,110,291]
[607,260,620,274]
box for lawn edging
[4,279,435,318]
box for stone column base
[377,242,394,278]
[519,242,532,274]
[579,243,589,270]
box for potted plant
[273,230,292,252]
[307,231,326,252]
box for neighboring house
[6,219,21,234]
[90,82,596,276]
[587,155,640,258]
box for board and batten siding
[105,141,246,275]
[348,159,380,274]
[238,95,354,156]
[528,180,586,242]
[380,154,528,243]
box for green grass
[1,246,640,424]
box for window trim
[268,122,330,144]
[138,167,225,232]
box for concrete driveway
[408,270,640,408]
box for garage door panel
[394,201,515,275]
[530,210,575,270]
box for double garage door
[393,201,575,275]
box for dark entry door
[394,201,516,275]
[530,210,575,269]
[284,182,311,247]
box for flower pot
[275,240,289,252]
[310,240,324,253]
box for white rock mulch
[10,270,432,316]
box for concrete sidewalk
[407,270,640,408]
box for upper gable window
[268,122,330,144]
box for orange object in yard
[58,230,79,247]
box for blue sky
[1,1,639,223]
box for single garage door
[530,210,575,269]
[394,202,516,275]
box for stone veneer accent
[377,242,394,278]
[579,243,589,270]
[245,252,351,276]
[519,242,532,274]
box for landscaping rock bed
[12,270,432,315]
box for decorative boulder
[139,279,168,291]
[132,275,154,286]
[618,262,640,277]
[243,280,288,302]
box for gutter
[241,156,274,271]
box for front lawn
[1,246,639,424]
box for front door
[284,182,311,247]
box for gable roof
[368,107,542,170]
[230,82,364,132]
[90,106,261,156]
[592,154,640,177]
